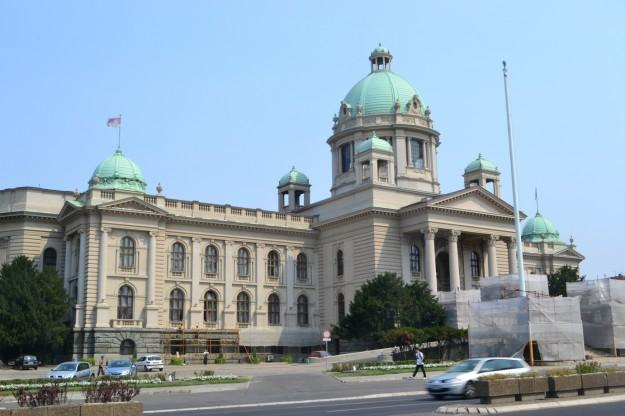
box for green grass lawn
[331,365,451,377]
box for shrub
[281,355,293,364]
[13,382,68,408]
[214,353,226,364]
[194,370,215,377]
[575,361,602,374]
[248,353,261,364]
[169,357,184,366]
[479,373,511,381]
[83,357,96,366]
[546,368,575,377]
[519,371,539,378]
[84,380,139,403]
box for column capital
[506,237,517,248]
[448,230,461,242]
[256,243,266,249]
[149,230,158,237]
[421,227,438,240]
[192,237,202,243]
[225,240,235,246]
[100,227,111,233]
[487,235,499,246]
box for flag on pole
[107,116,121,128]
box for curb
[436,393,625,414]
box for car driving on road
[426,357,530,399]
[104,359,136,377]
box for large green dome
[278,166,310,187]
[343,45,424,116]
[522,212,561,243]
[89,149,147,193]
[344,71,423,116]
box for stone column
[255,244,265,326]
[63,238,72,291]
[145,231,159,328]
[487,235,499,277]
[223,241,235,327]
[190,237,203,327]
[399,235,412,284]
[74,230,86,329]
[95,227,111,327]
[448,230,461,291]
[422,227,438,295]
[286,247,295,327]
[288,189,295,210]
[507,238,517,275]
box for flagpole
[118,114,122,149]
[502,61,526,297]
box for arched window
[120,237,135,269]
[42,247,57,270]
[336,250,344,277]
[267,250,280,278]
[119,339,136,356]
[338,293,345,322]
[237,248,250,277]
[297,295,309,326]
[117,285,134,320]
[171,242,185,273]
[268,293,280,325]
[169,288,185,322]
[204,290,218,323]
[410,244,420,274]
[237,292,250,324]
[205,245,218,274]
[470,251,481,278]
[296,253,308,281]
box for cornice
[166,216,317,237]
[0,211,59,224]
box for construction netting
[239,327,321,347]
[438,290,481,329]
[480,274,549,301]
[567,278,625,351]
[468,274,585,361]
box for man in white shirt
[411,347,426,378]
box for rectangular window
[340,143,352,173]
[378,160,388,182]
[361,161,370,180]
[410,138,424,169]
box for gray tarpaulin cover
[439,290,481,329]
[239,327,321,347]
[469,274,585,361]
[567,278,625,350]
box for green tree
[0,256,70,362]
[547,265,584,297]
[335,272,445,345]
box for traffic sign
[322,337,331,342]
[323,330,331,338]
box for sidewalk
[332,370,446,383]
[436,393,625,414]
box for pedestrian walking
[97,355,105,376]
[411,347,426,378]
[203,350,209,365]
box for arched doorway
[120,339,136,356]
[436,252,450,292]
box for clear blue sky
[1,1,623,278]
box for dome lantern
[369,43,393,72]
[277,166,311,213]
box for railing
[100,190,115,200]
[169,321,185,329]
[144,196,157,204]
[204,322,218,329]
[110,319,143,328]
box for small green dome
[522,212,561,243]
[465,154,498,174]
[278,166,310,187]
[89,149,147,193]
[372,43,389,54]
[344,71,423,116]
[356,132,393,154]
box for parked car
[426,357,530,399]
[134,355,164,372]
[13,355,39,370]
[104,359,136,377]
[308,351,331,358]
[47,361,94,380]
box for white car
[134,355,164,372]
[426,357,530,399]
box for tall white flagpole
[502,61,526,296]
[118,114,122,149]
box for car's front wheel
[464,381,476,399]
[432,394,445,400]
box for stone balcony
[110,319,144,328]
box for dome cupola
[465,154,498,173]
[278,166,310,187]
[89,149,147,193]
[355,132,393,154]
[522,212,561,243]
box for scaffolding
[160,328,247,362]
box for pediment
[551,246,585,260]
[57,200,84,221]
[96,197,168,215]
[429,187,516,217]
